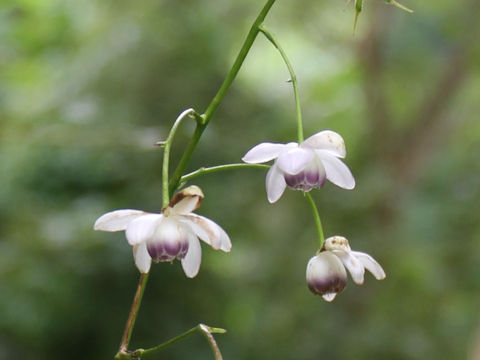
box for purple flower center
[147,238,189,262]
[284,169,326,191]
[146,218,190,262]
[307,275,346,296]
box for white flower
[242,130,355,203]
[94,186,231,277]
[306,251,347,302]
[306,236,385,302]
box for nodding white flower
[242,130,355,203]
[94,186,231,277]
[306,236,385,302]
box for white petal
[133,243,152,273]
[169,186,204,215]
[333,250,365,285]
[265,164,287,203]
[94,209,149,232]
[242,142,292,164]
[322,293,337,302]
[171,196,201,215]
[125,214,163,245]
[301,130,346,158]
[316,150,355,190]
[181,214,231,252]
[351,251,386,280]
[276,147,314,175]
[181,234,202,278]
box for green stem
[116,273,150,358]
[132,324,226,360]
[305,193,325,248]
[258,24,304,143]
[180,163,270,184]
[169,0,278,195]
[162,108,195,206]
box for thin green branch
[115,273,150,359]
[180,163,270,184]
[132,324,226,360]
[385,0,413,13]
[258,24,304,143]
[162,108,195,206]
[305,193,325,249]
[168,0,278,194]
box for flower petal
[276,148,314,175]
[181,234,202,278]
[181,214,231,252]
[169,185,204,215]
[242,142,293,164]
[266,164,287,203]
[301,130,346,158]
[322,293,338,302]
[332,250,365,285]
[133,243,152,273]
[171,196,201,215]
[316,150,355,190]
[125,214,163,245]
[351,251,386,280]
[94,209,149,232]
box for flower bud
[146,218,189,262]
[323,236,351,252]
[306,252,347,302]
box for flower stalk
[162,108,195,206]
[305,193,325,248]
[180,163,270,184]
[258,24,304,143]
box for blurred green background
[1,0,480,359]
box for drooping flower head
[242,130,355,203]
[94,185,231,277]
[306,236,385,302]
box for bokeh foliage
[1,0,480,359]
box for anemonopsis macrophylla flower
[306,236,385,302]
[94,185,231,277]
[242,130,355,203]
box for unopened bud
[306,252,347,302]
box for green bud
[353,0,363,33]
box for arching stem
[162,108,195,206]
[305,193,325,248]
[258,24,304,143]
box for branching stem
[132,324,226,360]
[180,163,270,184]
[169,0,278,194]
